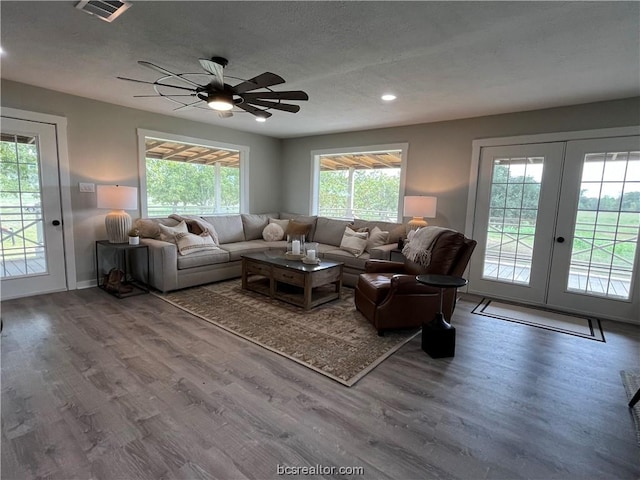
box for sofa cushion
[168,214,220,245]
[219,240,272,261]
[176,248,230,270]
[339,226,369,256]
[285,220,313,239]
[323,248,371,269]
[269,217,290,230]
[242,213,276,240]
[262,223,285,241]
[365,226,390,253]
[175,232,219,256]
[158,221,188,243]
[313,217,353,246]
[353,219,404,243]
[280,213,318,240]
[202,215,245,244]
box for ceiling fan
[117,56,309,120]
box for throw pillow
[365,226,390,253]
[269,217,290,231]
[339,226,369,257]
[158,221,188,243]
[262,223,285,241]
[285,220,313,239]
[175,232,219,256]
[134,218,161,239]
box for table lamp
[97,185,138,243]
[403,195,437,232]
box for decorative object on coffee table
[416,274,468,358]
[286,233,305,259]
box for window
[311,144,407,221]
[138,130,249,217]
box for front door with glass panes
[0,118,67,299]
[468,136,639,323]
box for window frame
[137,129,250,217]
[309,143,409,222]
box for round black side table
[416,274,468,358]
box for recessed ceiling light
[256,116,267,123]
[0,46,4,55]
[381,94,397,101]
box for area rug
[155,280,419,386]
[620,370,640,446]
[471,298,605,341]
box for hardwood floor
[2,287,639,479]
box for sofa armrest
[364,259,406,273]
[140,238,178,292]
[369,243,398,260]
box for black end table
[416,274,468,358]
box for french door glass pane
[483,157,544,284]
[568,151,640,299]
[0,133,46,278]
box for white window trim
[137,129,250,216]
[0,107,76,290]
[309,143,409,222]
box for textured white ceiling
[1,1,638,138]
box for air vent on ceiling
[75,1,131,23]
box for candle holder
[285,234,305,259]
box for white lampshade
[97,185,138,243]
[403,195,437,231]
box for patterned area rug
[620,370,640,446]
[155,280,419,386]
[472,298,605,341]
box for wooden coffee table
[241,252,343,310]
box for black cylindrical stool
[416,274,468,358]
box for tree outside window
[314,148,404,222]
[144,136,241,217]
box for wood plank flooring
[1,287,639,479]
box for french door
[469,136,640,323]
[0,118,67,299]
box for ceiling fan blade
[233,72,285,94]
[138,61,203,88]
[235,102,273,118]
[199,58,224,89]
[117,76,196,93]
[241,91,309,101]
[243,98,300,113]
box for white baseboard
[76,279,98,289]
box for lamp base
[406,217,428,234]
[105,210,132,243]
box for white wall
[1,80,282,285]
[281,97,640,231]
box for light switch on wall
[79,182,95,193]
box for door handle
[556,236,565,243]
[52,220,61,226]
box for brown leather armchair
[355,230,476,334]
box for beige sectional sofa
[134,212,405,292]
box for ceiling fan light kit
[118,56,309,120]
[207,92,234,111]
